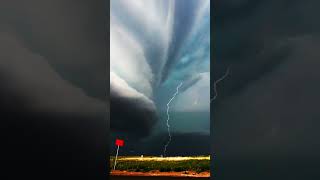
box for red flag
[115,139,124,147]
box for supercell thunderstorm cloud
[110,0,210,154]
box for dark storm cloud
[109,71,157,138]
[2,0,107,100]
[0,0,107,119]
[110,90,157,138]
[0,31,105,115]
[214,0,262,25]
[212,2,320,179]
[213,1,320,178]
[215,36,320,157]
[0,0,107,178]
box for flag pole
[113,145,120,170]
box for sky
[110,0,210,155]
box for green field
[110,156,210,173]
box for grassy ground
[110,156,210,173]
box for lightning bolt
[211,68,230,103]
[163,82,183,157]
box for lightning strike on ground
[163,82,183,157]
